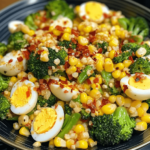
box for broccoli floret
[89,107,135,146]
[109,86,121,95]
[27,48,67,79]
[80,108,91,120]
[24,12,40,30]
[58,40,77,49]
[45,0,75,20]
[37,94,57,107]
[0,94,10,120]
[113,51,132,63]
[0,74,10,92]
[64,104,72,115]
[129,57,150,74]
[96,42,108,54]
[0,43,8,56]
[7,31,28,50]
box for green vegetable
[0,43,8,56]
[24,12,40,30]
[129,57,150,74]
[7,116,19,121]
[27,48,67,79]
[58,40,77,49]
[37,94,57,107]
[62,114,71,129]
[96,42,109,54]
[99,88,103,94]
[72,94,80,103]
[109,86,121,95]
[7,31,28,51]
[0,94,10,120]
[43,75,50,80]
[64,104,72,115]
[52,70,67,77]
[80,108,91,120]
[27,106,37,116]
[77,65,93,84]
[57,113,81,139]
[0,74,10,92]
[89,107,135,146]
[45,0,75,20]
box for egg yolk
[33,108,57,134]
[11,85,31,107]
[129,76,150,90]
[85,2,102,20]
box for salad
[0,0,150,149]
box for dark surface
[1,0,150,150]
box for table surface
[1,0,150,149]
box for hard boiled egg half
[78,1,109,23]
[10,80,38,115]
[49,76,79,101]
[0,50,27,76]
[31,105,64,142]
[120,74,150,100]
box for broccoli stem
[62,114,71,129]
[57,113,81,139]
[27,106,37,116]
[7,116,19,121]
[77,65,93,84]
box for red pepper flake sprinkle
[55,25,64,31]
[42,26,49,31]
[129,56,134,63]
[20,77,28,82]
[64,62,70,69]
[64,90,68,93]
[71,38,77,44]
[37,50,44,55]
[27,45,36,51]
[60,84,64,89]
[103,13,110,18]
[71,29,79,37]
[26,87,31,98]
[115,81,120,88]
[17,56,23,62]
[100,99,109,107]
[8,59,13,63]
[86,79,91,85]
[129,39,135,43]
[123,85,128,92]
[98,48,103,53]
[22,50,30,60]
[93,78,99,83]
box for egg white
[49,77,79,101]
[8,20,24,33]
[79,2,109,23]
[31,105,64,142]
[0,50,27,76]
[120,74,150,101]
[10,80,38,115]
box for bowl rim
[0,0,150,149]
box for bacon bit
[64,90,68,93]
[41,16,47,22]
[72,29,79,37]
[48,66,52,69]
[87,79,92,84]
[76,67,81,73]
[8,59,13,63]
[103,13,110,18]
[98,48,103,53]
[48,79,58,86]
[93,78,99,83]
[89,34,96,43]
[132,52,135,56]
[37,50,44,55]
[60,84,64,89]
[57,33,63,41]
[22,50,30,60]
[129,38,135,43]
[114,51,118,57]
[82,15,86,20]
[17,56,23,62]
[27,45,36,51]
[26,87,31,98]
[20,77,28,82]
[39,79,44,84]
[100,99,109,107]
[126,72,131,77]
[87,100,97,113]
[115,81,120,88]
[75,51,81,57]
[60,79,68,85]
[129,56,134,63]
[55,25,64,31]
[123,85,128,92]
[67,74,73,80]
[42,26,49,30]
[82,49,90,57]
[64,62,70,69]
[90,30,96,36]
[81,119,88,122]
[71,38,77,44]
[40,83,48,90]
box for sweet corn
[101,103,116,114]
[53,29,61,36]
[105,58,112,62]
[109,50,115,59]
[76,61,83,68]
[141,102,149,112]
[28,30,35,36]
[119,72,126,79]
[62,33,71,41]
[29,77,37,83]
[83,26,92,33]
[109,38,119,47]
[87,96,94,102]
[96,75,102,84]
[89,77,95,84]
[141,113,150,123]
[49,139,54,148]
[29,114,35,121]
[88,138,97,147]
[78,24,84,31]
[78,36,88,46]
[95,54,103,60]
[112,70,121,78]
[89,89,101,99]
[64,27,71,33]
[66,66,77,75]
[131,100,141,109]
[0,55,3,59]
[54,137,66,147]
[83,83,90,90]
[134,121,147,131]
[137,107,145,117]
[88,45,96,54]
[21,24,30,34]
[74,124,85,134]
[49,26,54,32]
[76,140,88,149]
[66,139,74,149]
[123,60,132,68]
[111,17,118,25]
[115,63,124,70]
[104,61,114,72]
[57,101,64,109]
[108,95,116,103]
[124,98,132,107]
[91,83,100,89]
[98,109,103,116]
[19,127,30,137]
[59,76,66,81]
[10,76,17,83]
[96,60,104,72]
[116,95,125,106]
[69,56,78,66]
[120,30,126,39]
[135,118,142,123]
[80,92,88,104]
[40,50,49,62]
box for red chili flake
[114,51,118,57]
[100,99,109,107]
[82,15,86,20]
[64,62,70,69]
[129,38,135,43]
[87,79,92,84]
[55,25,64,31]
[82,49,90,57]
[26,87,31,98]
[64,90,68,93]
[17,56,23,62]
[60,84,64,89]
[41,16,47,22]
[22,50,30,60]
[123,85,128,92]
[71,38,77,44]
[115,81,120,88]
[37,50,44,55]
[42,26,49,30]
[93,78,99,83]
[63,21,68,25]
[71,29,79,37]
[25,122,31,127]
[27,45,36,52]
[129,56,134,63]
[40,83,48,90]
[98,48,103,53]
[33,87,38,91]
[8,59,13,63]
[48,79,58,86]
[103,13,110,18]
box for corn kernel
[29,77,37,83]
[40,50,49,62]
[111,17,118,25]
[104,61,114,72]
[54,137,66,147]
[110,35,118,40]
[75,5,80,13]
[101,103,116,114]
[119,72,126,79]
[131,100,141,109]
[66,139,74,149]
[116,95,125,106]
[112,70,121,78]
[141,113,150,123]
[108,95,116,103]
[123,60,132,68]
[76,140,88,149]
[59,76,66,81]
[96,75,102,84]
[109,50,115,59]
[19,127,30,137]
[49,26,54,32]
[69,56,78,66]
[120,30,126,39]
[88,45,96,54]
[76,61,83,68]
[137,107,145,117]
[105,58,112,62]
[10,76,17,83]
[78,24,84,31]
[21,24,30,34]
[141,102,149,112]
[135,121,147,131]
[74,124,85,134]
[80,92,88,104]
[28,30,35,36]
[83,83,90,90]
[89,77,95,84]
[87,96,94,102]
[109,38,119,47]
[95,54,103,60]
[64,27,71,33]
[91,83,100,89]
[115,63,124,70]
[62,32,71,41]
[80,31,85,36]
[66,66,77,75]
[124,98,132,107]
[89,89,101,99]
[57,101,64,109]
[78,36,88,46]
[0,55,3,59]
[83,26,92,33]
[49,139,54,147]
[96,60,103,72]
[88,138,97,147]
[53,29,61,36]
